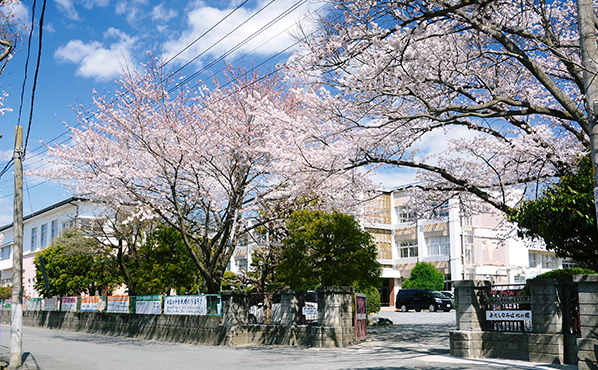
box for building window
[50,220,58,242]
[40,224,48,249]
[426,236,450,256]
[542,254,557,269]
[432,202,449,218]
[31,227,38,252]
[395,206,415,224]
[398,240,418,258]
[529,252,537,268]
[514,275,526,284]
[1,245,11,260]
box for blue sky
[0,0,427,225]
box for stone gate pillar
[221,291,247,326]
[279,289,298,327]
[316,286,354,327]
[574,274,598,370]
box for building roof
[0,196,86,232]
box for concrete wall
[0,287,358,348]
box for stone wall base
[1,310,354,348]
[450,330,572,365]
[577,338,598,370]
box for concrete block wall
[450,331,565,363]
[575,274,598,370]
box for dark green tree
[33,229,121,297]
[129,226,203,295]
[402,262,444,290]
[276,210,381,291]
[510,155,598,270]
[0,285,11,300]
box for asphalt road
[0,312,577,370]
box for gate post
[454,280,491,331]
[221,291,247,326]
[316,286,354,347]
[528,278,566,334]
[574,274,598,370]
[279,289,298,327]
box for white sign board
[61,297,78,312]
[486,310,532,321]
[80,297,99,312]
[164,296,207,315]
[27,298,42,311]
[302,306,317,316]
[43,298,58,311]
[107,296,130,313]
[135,296,162,315]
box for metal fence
[0,294,222,316]
[247,291,318,325]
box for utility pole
[577,0,598,233]
[10,125,23,368]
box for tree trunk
[577,0,598,234]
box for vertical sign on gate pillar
[354,293,367,342]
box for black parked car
[395,289,453,312]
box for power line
[0,0,318,186]
[169,0,308,92]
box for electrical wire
[0,0,321,190]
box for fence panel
[562,281,581,335]
[248,292,280,324]
[354,293,367,342]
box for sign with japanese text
[43,298,58,311]
[80,296,100,312]
[486,310,532,321]
[27,298,42,311]
[107,296,130,313]
[135,295,162,315]
[61,297,78,312]
[164,295,207,315]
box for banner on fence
[61,297,78,312]
[486,310,532,321]
[81,296,100,312]
[27,298,42,311]
[135,295,162,315]
[2,299,11,310]
[43,298,58,311]
[107,296,130,313]
[164,295,207,315]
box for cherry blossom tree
[287,0,593,216]
[38,61,368,293]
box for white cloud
[55,0,80,21]
[371,167,419,189]
[151,4,177,22]
[5,1,31,26]
[115,0,149,25]
[54,28,138,82]
[162,0,320,70]
[55,0,109,21]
